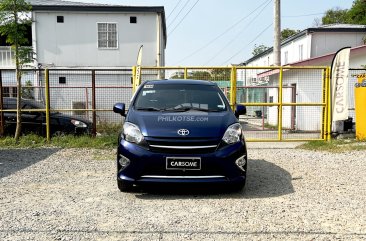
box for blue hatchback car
[113,80,247,192]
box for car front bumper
[116,139,247,186]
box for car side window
[23,104,35,109]
[7,102,16,110]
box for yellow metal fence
[133,66,331,142]
[0,66,331,142]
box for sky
[76,0,355,66]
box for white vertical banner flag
[331,47,351,122]
[135,45,143,90]
[136,45,143,66]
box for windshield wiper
[165,106,222,112]
[136,107,162,111]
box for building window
[12,87,17,98]
[2,87,10,97]
[1,87,17,97]
[130,16,137,24]
[97,23,118,49]
[59,77,66,84]
[299,44,303,61]
[284,51,289,65]
[57,16,64,23]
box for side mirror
[113,103,126,117]
[235,104,246,118]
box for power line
[169,0,200,36]
[283,12,324,17]
[221,23,273,65]
[204,0,272,65]
[167,0,191,29]
[167,0,183,20]
[174,0,272,65]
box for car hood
[126,109,238,138]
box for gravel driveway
[1,143,366,240]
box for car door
[21,102,44,135]
[3,98,17,134]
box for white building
[0,0,167,122]
[239,24,366,131]
[243,24,365,69]
[1,0,166,68]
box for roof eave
[31,5,165,13]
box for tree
[347,0,366,25]
[281,28,300,41]
[252,44,269,56]
[189,71,211,80]
[0,0,32,141]
[211,69,231,81]
[321,7,349,25]
[22,80,34,99]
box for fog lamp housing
[235,155,247,171]
[118,155,130,170]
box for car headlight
[71,120,87,128]
[222,123,242,144]
[123,122,144,144]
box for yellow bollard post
[230,66,237,111]
[355,75,366,140]
[132,66,137,92]
[45,69,50,142]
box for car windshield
[134,83,227,112]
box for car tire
[231,181,246,192]
[117,179,133,192]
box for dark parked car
[113,80,248,192]
[1,97,92,136]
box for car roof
[2,97,43,106]
[143,79,217,86]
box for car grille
[145,137,219,154]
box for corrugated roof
[28,0,115,7]
[28,0,165,13]
[317,24,366,29]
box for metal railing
[0,68,133,140]
[0,66,334,142]
[133,66,331,142]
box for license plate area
[166,157,201,170]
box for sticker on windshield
[144,84,154,89]
[142,90,156,96]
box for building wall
[281,35,310,65]
[34,11,161,67]
[267,69,324,131]
[245,35,310,68]
[350,48,366,68]
[310,32,365,58]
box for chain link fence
[0,68,132,137]
[1,66,337,141]
[136,66,330,142]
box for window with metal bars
[97,23,118,49]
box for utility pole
[274,0,281,66]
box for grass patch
[0,133,118,149]
[298,139,366,152]
[97,122,122,136]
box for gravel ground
[1,143,366,240]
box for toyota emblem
[177,129,190,136]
